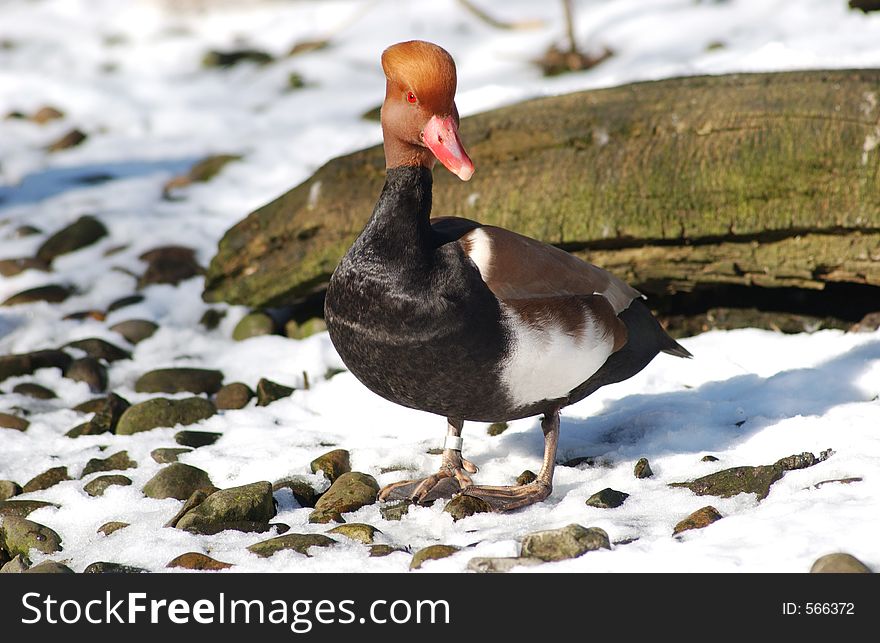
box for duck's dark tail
[662,339,693,359]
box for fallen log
[203,69,880,325]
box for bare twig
[456,0,544,30]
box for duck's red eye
[407,91,417,104]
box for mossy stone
[670,464,785,501]
[410,545,460,570]
[516,470,537,486]
[310,449,351,483]
[585,488,629,509]
[0,481,22,501]
[673,506,723,535]
[272,477,321,508]
[285,317,326,339]
[23,467,70,493]
[116,397,216,435]
[150,447,192,463]
[0,516,63,556]
[233,312,275,341]
[0,413,29,431]
[72,393,130,437]
[97,522,129,536]
[64,338,130,362]
[0,500,59,518]
[810,553,872,574]
[175,482,276,533]
[12,383,56,399]
[109,319,158,344]
[247,533,336,558]
[36,215,107,263]
[0,350,71,383]
[520,524,610,562]
[142,463,213,500]
[64,357,107,393]
[83,561,148,574]
[309,472,379,523]
[81,450,136,476]
[634,457,654,479]
[215,382,254,410]
[24,561,74,574]
[135,368,224,395]
[256,377,295,406]
[83,475,132,497]
[443,495,491,521]
[174,430,222,448]
[167,552,233,570]
[379,501,411,521]
[328,523,379,544]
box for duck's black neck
[353,165,434,264]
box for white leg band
[444,435,464,451]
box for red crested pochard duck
[324,40,691,512]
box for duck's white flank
[499,304,614,406]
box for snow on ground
[1,0,879,573]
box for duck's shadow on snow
[479,339,880,467]
[0,158,198,210]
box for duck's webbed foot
[460,409,560,513]
[378,418,478,505]
[461,481,551,512]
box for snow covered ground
[1,0,879,573]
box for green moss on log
[204,70,880,308]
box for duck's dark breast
[325,243,515,422]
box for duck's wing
[431,216,641,314]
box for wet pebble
[520,524,610,562]
[11,382,57,399]
[328,523,380,544]
[116,397,216,435]
[309,472,379,524]
[109,319,158,344]
[64,337,130,362]
[142,463,214,501]
[410,545,460,570]
[175,482,276,534]
[215,382,254,410]
[135,367,224,395]
[83,475,133,497]
[167,552,233,571]
[634,457,654,479]
[247,533,336,558]
[151,447,192,464]
[585,488,629,509]
[174,430,222,448]
[810,553,872,573]
[138,245,203,287]
[256,377,295,406]
[36,215,107,263]
[81,450,136,476]
[64,357,107,393]
[0,481,22,501]
[2,284,73,306]
[0,412,29,431]
[97,522,129,536]
[232,312,275,341]
[23,466,70,493]
[84,562,149,574]
[310,449,351,483]
[0,516,63,556]
[673,506,723,535]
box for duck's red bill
[423,115,474,181]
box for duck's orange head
[380,40,474,181]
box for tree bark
[203,69,880,310]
